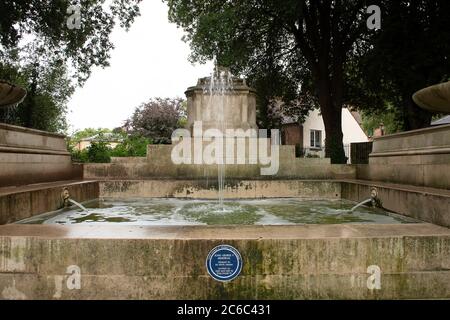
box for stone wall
[0,181,99,225]
[0,123,82,187]
[85,144,356,180]
[99,180,341,199]
[357,124,450,190]
[341,180,450,228]
[0,224,449,299]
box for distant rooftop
[431,115,450,126]
[81,132,123,142]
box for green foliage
[110,135,151,157]
[361,107,401,137]
[68,129,114,163]
[0,1,141,133]
[166,0,450,162]
[165,0,371,163]
[69,147,89,163]
[347,1,450,130]
[68,129,151,162]
[0,0,141,84]
[68,128,112,149]
[177,100,188,128]
[126,97,185,144]
[86,140,111,163]
[0,51,73,133]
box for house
[281,108,369,162]
[74,133,122,151]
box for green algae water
[17,198,418,225]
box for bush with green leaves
[126,97,185,144]
[86,141,111,163]
[70,148,89,163]
[110,135,151,157]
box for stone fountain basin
[0,179,449,299]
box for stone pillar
[185,76,258,133]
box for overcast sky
[67,1,213,132]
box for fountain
[207,67,233,208]
[185,66,259,208]
[413,80,450,113]
[67,199,89,212]
[367,80,450,192]
[0,80,27,108]
[1,76,450,300]
[185,66,258,133]
[0,81,82,188]
[350,198,373,212]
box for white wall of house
[301,108,368,161]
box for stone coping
[1,178,448,198]
[369,146,450,157]
[0,180,97,196]
[0,223,448,239]
[0,145,70,156]
[372,123,450,141]
[340,179,450,197]
[0,122,66,138]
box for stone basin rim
[0,223,449,240]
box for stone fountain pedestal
[360,81,450,190]
[185,71,258,133]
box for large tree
[0,0,141,83]
[0,48,74,132]
[165,0,375,163]
[347,0,450,131]
[126,98,186,144]
[0,0,141,132]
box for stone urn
[413,80,450,113]
[0,80,27,108]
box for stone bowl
[413,80,450,113]
[0,80,27,108]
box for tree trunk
[320,101,346,164]
[403,96,432,131]
[292,0,348,164]
[315,63,347,164]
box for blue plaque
[206,245,243,282]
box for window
[310,130,322,148]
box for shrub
[70,149,89,163]
[110,135,151,157]
[126,97,185,144]
[86,141,111,163]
